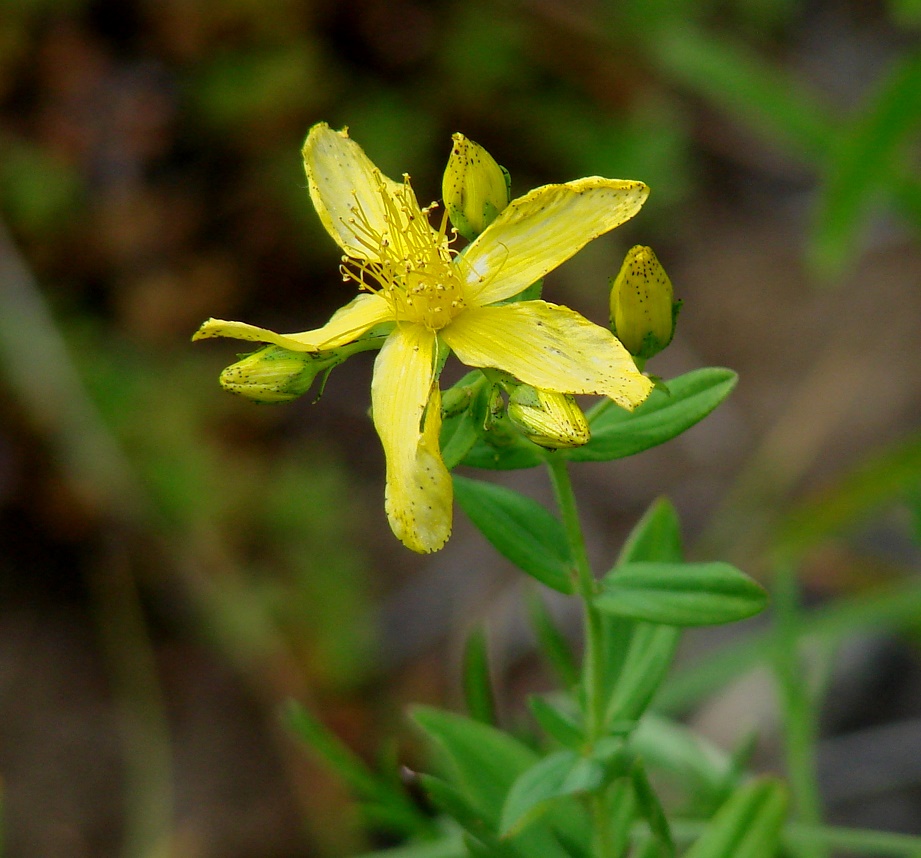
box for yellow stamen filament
[339,173,467,331]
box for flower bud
[507,385,590,449]
[609,245,679,361]
[442,133,511,241]
[219,345,340,403]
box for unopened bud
[507,386,590,449]
[609,245,679,360]
[219,345,340,403]
[442,133,511,241]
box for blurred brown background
[2,0,921,855]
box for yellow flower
[195,123,653,553]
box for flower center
[341,174,467,331]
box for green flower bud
[507,385,590,449]
[442,133,511,241]
[609,245,680,361]
[219,345,341,403]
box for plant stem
[546,456,605,740]
[547,456,619,857]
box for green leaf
[658,578,921,715]
[618,498,684,564]
[460,431,548,470]
[441,407,480,470]
[284,701,426,837]
[568,369,737,463]
[681,779,788,858]
[890,0,921,25]
[453,476,574,593]
[602,778,637,857]
[596,562,768,627]
[631,761,675,858]
[463,626,496,725]
[604,623,680,723]
[811,51,921,276]
[630,840,670,858]
[528,694,584,748]
[500,751,605,837]
[629,715,733,811]
[600,499,683,723]
[525,590,579,687]
[442,371,548,471]
[649,23,833,158]
[412,706,538,827]
[418,775,514,856]
[776,434,921,559]
[284,701,384,800]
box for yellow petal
[372,325,452,553]
[193,293,393,351]
[441,301,654,410]
[507,386,591,448]
[460,178,649,306]
[303,122,405,261]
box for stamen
[338,172,467,331]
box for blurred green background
[1,0,921,855]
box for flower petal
[303,122,405,261]
[460,178,649,306]
[441,301,654,410]
[372,325,452,553]
[193,293,393,351]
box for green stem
[546,455,605,740]
[547,456,623,858]
[591,792,615,858]
[547,454,616,858]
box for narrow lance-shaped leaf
[416,775,513,857]
[284,701,390,800]
[658,578,921,716]
[649,22,833,157]
[526,589,579,688]
[462,625,496,725]
[440,406,480,470]
[500,750,606,838]
[681,779,788,858]
[811,52,921,276]
[631,760,675,858]
[568,368,737,463]
[411,706,537,828]
[629,715,734,810]
[605,623,680,724]
[600,498,683,723]
[618,497,685,565]
[596,562,768,627]
[284,702,425,836]
[528,695,584,748]
[453,475,574,593]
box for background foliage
[1,0,920,855]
